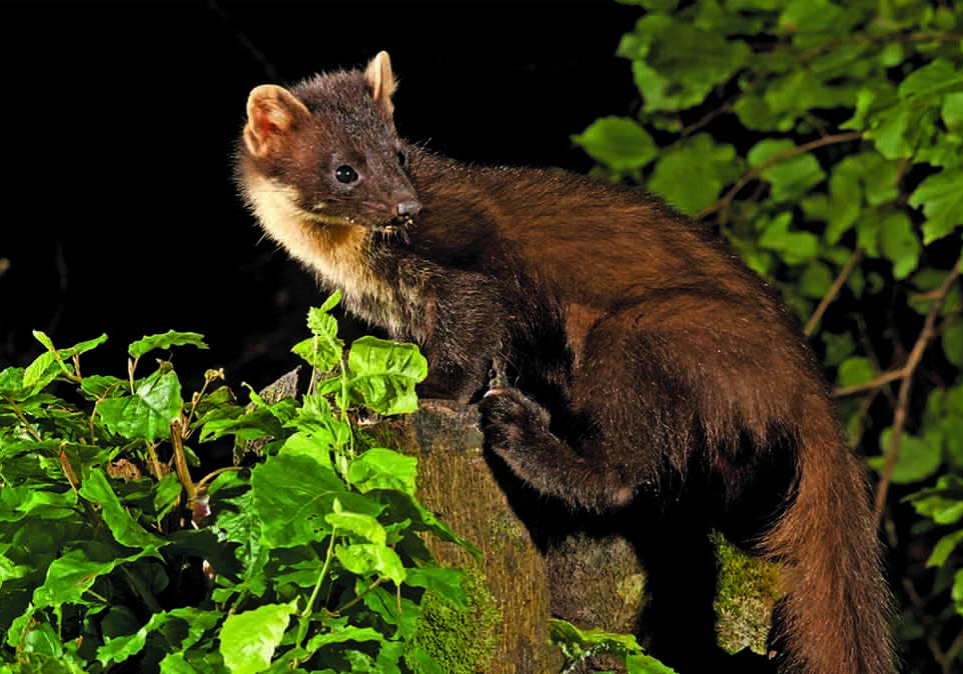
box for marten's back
[405,149,791,325]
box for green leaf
[878,212,920,280]
[97,608,220,669]
[251,439,380,547]
[405,566,469,609]
[748,139,826,202]
[127,330,207,360]
[944,318,963,369]
[80,375,127,400]
[627,653,679,674]
[761,68,853,131]
[346,337,426,416]
[96,367,183,441]
[869,429,942,485]
[799,262,833,299]
[22,332,107,394]
[0,366,24,396]
[219,602,296,674]
[953,568,963,615]
[348,449,418,495]
[647,135,740,214]
[128,331,208,361]
[908,476,963,522]
[778,0,849,35]
[621,15,750,112]
[548,618,652,667]
[20,622,62,657]
[327,509,387,547]
[899,59,963,102]
[32,541,151,608]
[336,542,406,585]
[757,212,819,265]
[929,529,963,568]
[908,169,963,243]
[293,298,345,373]
[251,451,345,547]
[306,619,385,650]
[571,117,657,173]
[79,470,166,551]
[22,352,68,394]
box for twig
[834,367,906,398]
[873,258,962,525]
[696,131,863,221]
[804,246,863,337]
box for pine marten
[234,51,894,674]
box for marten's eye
[396,150,407,167]
[335,165,359,184]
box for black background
[0,0,641,391]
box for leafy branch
[575,3,963,671]
[0,295,476,673]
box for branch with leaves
[572,2,963,672]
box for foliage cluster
[0,292,475,673]
[573,1,962,671]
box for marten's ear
[244,84,311,159]
[364,51,397,119]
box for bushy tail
[762,406,894,674]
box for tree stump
[379,399,779,674]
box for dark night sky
[0,1,640,390]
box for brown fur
[235,52,894,674]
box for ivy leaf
[219,602,297,674]
[571,117,657,173]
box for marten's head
[236,51,421,246]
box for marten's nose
[396,198,422,217]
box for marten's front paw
[478,387,551,450]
